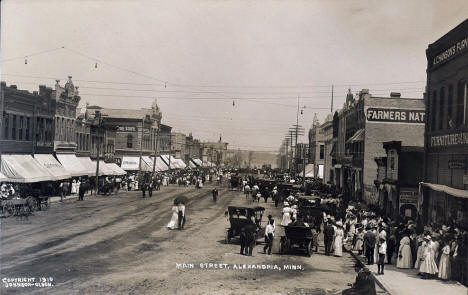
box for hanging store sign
[400,189,419,205]
[366,108,425,124]
[448,161,465,169]
[430,132,468,147]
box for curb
[346,247,391,294]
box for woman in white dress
[397,232,413,269]
[71,179,77,194]
[438,241,451,280]
[419,236,438,279]
[281,205,292,226]
[334,221,344,257]
[76,179,81,196]
[167,202,179,230]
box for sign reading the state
[366,108,425,124]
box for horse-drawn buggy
[225,206,265,244]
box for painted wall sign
[366,108,425,123]
[430,132,468,147]
[448,161,465,169]
[117,126,136,132]
[432,35,468,67]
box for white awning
[56,154,88,177]
[34,154,71,180]
[154,156,169,171]
[189,159,198,168]
[175,158,186,169]
[160,155,180,169]
[420,182,468,199]
[346,129,365,144]
[92,161,115,176]
[140,156,155,172]
[304,164,315,178]
[191,158,202,167]
[76,157,97,176]
[121,156,140,171]
[0,171,8,182]
[107,163,127,176]
[1,154,55,183]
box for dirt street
[1,185,361,295]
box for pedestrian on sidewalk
[263,219,275,255]
[419,235,438,279]
[386,229,396,265]
[323,221,335,256]
[78,180,86,201]
[364,226,376,265]
[59,181,69,202]
[377,237,387,275]
[397,230,413,269]
[334,221,344,257]
[178,202,186,230]
[438,238,451,280]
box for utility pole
[302,145,306,189]
[0,83,4,170]
[95,110,102,195]
[331,84,334,113]
[168,134,172,171]
[151,125,160,179]
[138,116,144,175]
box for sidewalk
[348,248,467,295]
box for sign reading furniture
[430,132,468,147]
[366,108,425,124]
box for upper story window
[456,81,468,127]
[439,87,445,130]
[431,90,437,131]
[127,134,133,148]
[319,144,325,160]
[3,113,9,139]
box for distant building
[90,99,162,164]
[202,140,228,167]
[52,77,81,154]
[308,114,325,178]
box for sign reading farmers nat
[366,108,425,124]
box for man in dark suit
[323,221,335,256]
[364,227,376,265]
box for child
[311,226,320,252]
[377,237,387,275]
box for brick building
[332,89,425,204]
[1,83,55,155]
[421,19,468,226]
[308,115,325,178]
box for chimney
[390,92,401,98]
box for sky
[1,0,467,152]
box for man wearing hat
[364,227,376,265]
[323,221,335,256]
[342,262,377,295]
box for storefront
[34,154,71,181]
[1,154,54,183]
[56,154,88,177]
[423,19,468,227]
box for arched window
[127,134,133,148]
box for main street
[0,185,363,295]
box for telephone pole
[151,125,160,179]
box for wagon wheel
[2,203,13,218]
[26,197,37,213]
[225,230,231,244]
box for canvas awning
[304,164,315,178]
[34,154,71,180]
[140,156,156,172]
[92,161,115,176]
[121,156,140,171]
[160,155,180,169]
[76,157,97,176]
[106,163,127,176]
[189,159,198,168]
[56,154,88,177]
[346,129,365,144]
[420,182,468,199]
[0,171,8,182]
[175,158,186,169]
[1,154,55,183]
[191,158,202,167]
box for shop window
[439,87,445,130]
[127,134,133,148]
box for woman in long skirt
[334,222,344,257]
[414,237,425,270]
[167,202,179,230]
[71,179,77,194]
[419,236,438,279]
[438,241,451,280]
[397,233,413,269]
[281,205,292,226]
